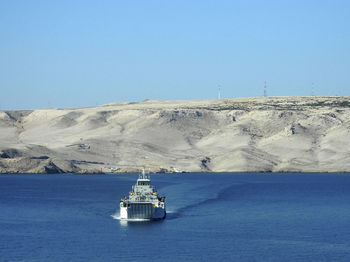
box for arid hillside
[1,96,350,173]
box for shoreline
[1,171,350,175]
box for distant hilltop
[1,96,350,174]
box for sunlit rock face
[1,96,350,173]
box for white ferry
[120,171,166,220]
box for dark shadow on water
[165,212,181,220]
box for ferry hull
[120,203,166,220]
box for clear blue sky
[1,0,349,110]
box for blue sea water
[1,173,350,262]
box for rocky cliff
[1,96,350,173]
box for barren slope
[1,96,350,173]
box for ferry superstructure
[120,172,166,220]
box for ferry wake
[120,171,166,221]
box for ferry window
[138,181,150,186]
